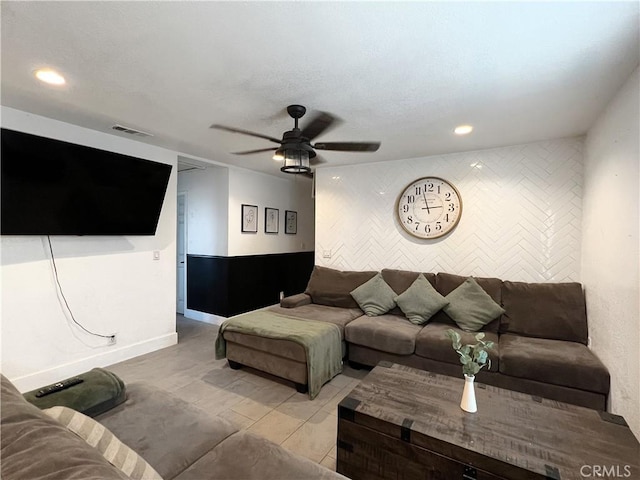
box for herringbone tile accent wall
[315,137,583,282]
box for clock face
[396,177,462,239]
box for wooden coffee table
[337,362,639,480]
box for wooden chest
[337,362,639,480]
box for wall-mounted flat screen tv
[1,128,173,235]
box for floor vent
[111,124,154,137]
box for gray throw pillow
[350,273,397,316]
[444,277,505,332]
[395,274,449,325]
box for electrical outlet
[108,335,117,346]
[153,250,160,260]
[323,250,331,258]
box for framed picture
[285,210,297,234]
[265,207,279,234]
[241,204,258,233]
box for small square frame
[241,204,258,233]
[285,210,297,235]
[265,207,279,234]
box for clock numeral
[414,222,421,231]
[406,215,413,224]
[435,222,442,231]
[407,195,415,203]
[415,186,422,195]
[425,224,431,233]
[445,213,449,222]
[445,192,451,201]
[448,204,455,212]
[402,204,409,213]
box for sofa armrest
[281,293,312,308]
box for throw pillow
[444,277,506,332]
[350,273,397,316]
[395,274,449,325]
[44,406,162,480]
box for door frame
[177,191,188,314]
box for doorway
[177,192,187,314]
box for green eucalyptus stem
[445,329,495,377]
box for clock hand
[422,192,431,214]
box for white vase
[460,374,477,413]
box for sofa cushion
[381,269,437,294]
[415,323,499,372]
[269,304,362,338]
[501,281,588,344]
[381,269,438,316]
[499,334,610,394]
[345,315,423,355]
[1,374,128,480]
[433,273,503,332]
[280,293,312,308]
[174,430,345,480]
[350,273,397,316]
[443,277,505,332]
[96,383,239,480]
[305,265,377,308]
[44,406,162,480]
[395,274,449,325]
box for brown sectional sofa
[1,374,345,480]
[274,266,610,410]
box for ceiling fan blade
[314,141,381,152]
[232,147,278,155]
[301,112,337,141]
[210,124,282,144]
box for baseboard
[183,308,227,325]
[10,332,178,393]
[183,303,279,326]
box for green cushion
[395,274,449,325]
[350,273,397,316]
[444,277,505,332]
[23,368,126,417]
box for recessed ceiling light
[34,68,66,85]
[454,125,473,135]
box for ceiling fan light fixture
[272,149,285,161]
[280,149,311,174]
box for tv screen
[1,128,173,235]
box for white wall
[1,107,178,391]
[583,67,639,439]
[316,137,583,282]
[228,169,315,256]
[177,166,229,256]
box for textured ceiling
[1,2,638,177]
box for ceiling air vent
[111,124,154,137]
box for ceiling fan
[210,105,380,174]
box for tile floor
[106,315,369,471]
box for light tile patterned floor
[106,315,368,471]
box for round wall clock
[396,177,463,239]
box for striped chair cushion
[44,406,162,480]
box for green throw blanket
[215,311,342,400]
